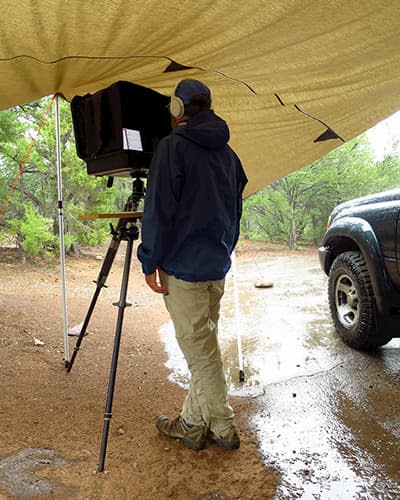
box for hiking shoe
[156,415,207,450]
[209,427,240,450]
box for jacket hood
[173,110,230,150]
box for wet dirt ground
[0,243,278,500]
[1,242,399,499]
[163,248,400,499]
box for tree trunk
[288,206,297,250]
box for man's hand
[145,269,168,294]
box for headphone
[169,93,185,119]
[169,81,212,119]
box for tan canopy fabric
[1,1,400,195]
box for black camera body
[71,81,171,177]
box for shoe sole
[208,433,240,450]
[156,422,206,451]
[211,438,240,450]
[179,437,205,450]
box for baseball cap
[173,79,211,104]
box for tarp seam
[274,93,344,143]
[0,54,258,95]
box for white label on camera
[122,128,143,151]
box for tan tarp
[1,1,400,195]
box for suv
[319,188,400,350]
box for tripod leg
[66,225,124,373]
[97,234,134,473]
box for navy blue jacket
[137,110,247,282]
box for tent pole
[55,94,70,365]
[231,251,245,382]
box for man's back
[138,109,247,282]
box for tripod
[66,176,145,473]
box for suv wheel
[328,251,391,349]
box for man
[137,79,247,451]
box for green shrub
[7,205,55,255]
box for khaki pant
[159,270,235,437]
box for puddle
[253,371,400,499]
[159,255,343,396]
[159,254,400,499]
[0,448,72,497]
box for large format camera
[71,81,171,177]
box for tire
[328,251,392,350]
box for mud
[1,242,399,498]
[165,251,400,499]
[0,448,71,497]
[0,243,278,499]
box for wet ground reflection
[159,253,400,499]
[0,448,71,497]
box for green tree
[7,204,55,255]
[0,108,24,212]
[242,135,378,248]
[0,97,130,255]
[373,152,400,192]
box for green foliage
[243,134,400,249]
[373,152,400,192]
[7,204,55,255]
[0,97,129,255]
